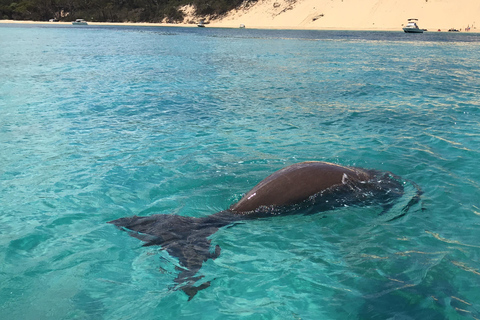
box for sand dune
[209,0,480,31]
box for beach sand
[209,0,480,31]
[1,0,479,31]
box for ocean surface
[1,23,480,319]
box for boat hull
[403,28,423,33]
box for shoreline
[2,0,479,32]
[1,20,479,33]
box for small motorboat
[72,19,88,25]
[197,20,206,27]
[403,19,423,33]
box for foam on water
[1,24,480,319]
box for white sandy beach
[1,0,479,31]
[209,0,480,31]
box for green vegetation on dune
[0,0,254,23]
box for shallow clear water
[1,24,480,319]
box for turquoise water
[1,24,480,319]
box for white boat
[197,20,205,27]
[403,19,423,33]
[72,19,88,25]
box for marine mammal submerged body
[108,161,420,300]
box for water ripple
[1,24,480,319]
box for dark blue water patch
[3,22,480,43]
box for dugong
[108,161,421,299]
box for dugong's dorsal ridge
[108,161,421,300]
[230,161,372,213]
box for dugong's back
[230,161,371,213]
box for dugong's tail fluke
[180,281,212,301]
[108,212,236,300]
